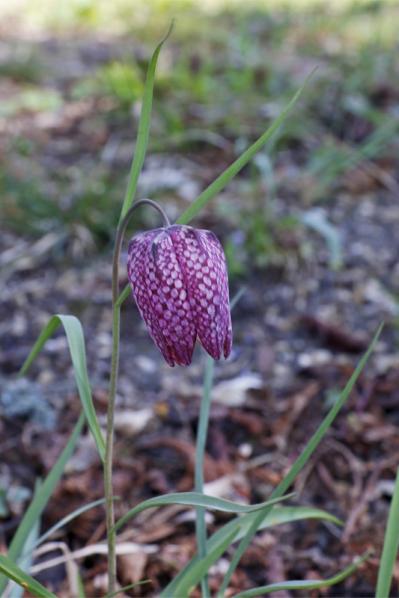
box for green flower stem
[195,356,215,598]
[105,199,170,594]
[104,302,120,595]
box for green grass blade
[76,569,86,598]
[301,209,342,270]
[233,552,370,597]
[162,506,341,596]
[376,466,399,598]
[194,289,244,597]
[106,580,151,597]
[114,492,294,533]
[119,23,173,221]
[176,73,313,227]
[209,506,342,553]
[218,323,383,596]
[230,287,246,311]
[12,515,40,598]
[0,414,84,594]
[0,555,56,598]
[27,498,111,553]
[20,314,105,462]
[168,530,238,598]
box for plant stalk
[104,199,170,594]
[195,356,215,598]
[104,303,120,595]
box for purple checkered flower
[127,224,232,366]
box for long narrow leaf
[195,287,247,596]
[301,208,342,269]
[26,498,110,553]
[161,505,341,596]
[114,492,294,533]
[77,569,86,598]
[177,74,313,226]
[20,314,105,462]
[0,414,84,595]
[218,324,383,596]
[170,530,238,598]
[376,466,399,598]
[233,552,370,597]
[106,580,151,597]
[12,515,40,598]
[0,416,84,593]
[210,506,342,552]
[0,555,56,598]
[119,23,173,221]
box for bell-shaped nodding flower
[127,224,232,366]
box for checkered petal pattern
[127,224,232,366]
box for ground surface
[1,1,399,596]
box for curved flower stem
[195,355,215,598]
[105,199,170,594]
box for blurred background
[1,0,399,595]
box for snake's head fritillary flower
[127,225,232,366]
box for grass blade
[162,505,341,596]
[194,288,245,596]
[119,23,173,221]
[11,515,40,598]
[233,551,370,597]
[0,415,84,593]
[301,208,342,270]
[218,323,383,596]
[209,506,342,552]
[114,492,294,533]
[376,466,399,598]
[20,314,105,462]
[76,569,86,598]
[176,72,313,226]
[106,580,151,597]
[0,555,56,598]
[25,498,111,554]
[168,530,238,598]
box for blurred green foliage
[0,88,63,118]
[72,61,144,106]
[1,0,398,272]
[0,168,123,244]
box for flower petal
[127,230,177,366]
[169,226,232,360]
[149,230,196,366]
[223,321,233,358]
[197,229,232,359]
